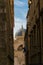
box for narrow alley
[0,0,43,65]
[14,0,43,65]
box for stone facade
[14,27,25,65]
[24,0,43,65]
[0,0,14,65]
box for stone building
[14,26,26,65]
[24,0,43,65]
[0,0,14,65]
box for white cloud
[13,17,27,40]
[14,0,25,7]
[15,17,26,23]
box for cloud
[15,17,21,22]
[13,17,27,39]
[14,17,27,27]
[14,0,25,7]
[14,0,28,40]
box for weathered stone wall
[14,30,25,65]
[25,0,43,65]
[0,0,14,65]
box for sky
[13,0,28,39]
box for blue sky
[13,0,28,39]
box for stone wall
[0,0,14,65]
[25,0,43,65]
